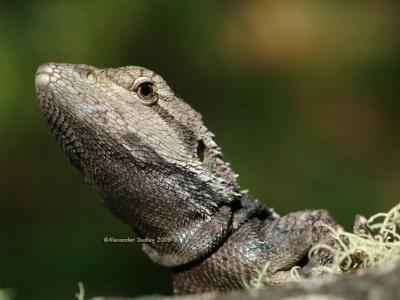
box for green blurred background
[0,1,399,299]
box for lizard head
[35,63,241,265]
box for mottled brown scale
[35,63,341,294]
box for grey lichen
[244,202,400,289]
[310,202,400,275]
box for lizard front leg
[172,209,340,294]
[258,209,341,284]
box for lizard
[35,63,341,294]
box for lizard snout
[35,63,55,92]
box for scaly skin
[35,63,340,294]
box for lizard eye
[132,77,158,106]
[138,82,153,98]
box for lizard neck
[60,115,244,267]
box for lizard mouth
[35,63,85,171]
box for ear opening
[197,139,206,162]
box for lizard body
[35,63,340,294]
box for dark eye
[137,82,154,100]
[132,76,158,106]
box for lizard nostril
[197,140,206,162]
[85,70,96,82]
[74,65,97,82]
[78,69,96,82]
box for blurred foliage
[0,0,399,299]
